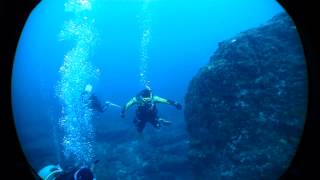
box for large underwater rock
[184,12,307,179]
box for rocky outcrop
[93,128,192,180]
[185,12,307,179]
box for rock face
[184,12,307,179]
[93,125,192,180]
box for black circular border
[1,0,319,179]
[277,0,320,179]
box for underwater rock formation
[93,127,192,180]
[185,12,307,179]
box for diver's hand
[120,112,125,118]
[175,102,182,110]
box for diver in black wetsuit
[81,84,109,113]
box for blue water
[12,0,284,179]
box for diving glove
[175,102,182,110]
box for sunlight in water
[56,0,99,165]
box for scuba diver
[83,84,121,113]
[120,86,182,133]
[37,160,99,180]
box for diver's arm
[153,96,182,110]
[120,97,137,117]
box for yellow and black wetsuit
[121,95,180,133]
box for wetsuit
[122,95,180,133]
[81,92,105,113]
